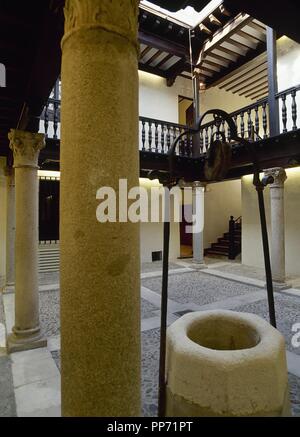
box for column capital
[264,167,287,188]
[62,0,139,52]
[193,181,207,190]
[8,130,45,168]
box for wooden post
[266,27,280,136]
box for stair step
[211,244,230,251]
[205,250,228,257]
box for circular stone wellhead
[166,310,291,417]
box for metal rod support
[256,182,277,327]
[158,218,170,417]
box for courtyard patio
[0,258,299,417]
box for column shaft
[8,130,46,352]
[5,167,15,286]
[60,0,141,416]
[265,168,287,284]
[192,182,205,265]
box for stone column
[264,167,287,285]
[60,0,141,416]
[7,129,46,352]
[4,166,15,287]
[192,181,206,267]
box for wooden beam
[138,63,167,79]
[139,30,188,59]
[221,60,267,90]
[201,13,253,56]
[229,35,257,50]
[237,78,268,96]
[166,58,187,86]
[236,29,265,44]
[207,51,233,64]
[202,58,225,69]
[145,49,163,66]
[219,43,247,57]
[155,53,173,69]
[245,84,268,98]
[140,45,152,60]
[228,69,268,92]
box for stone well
[166,310,291,417]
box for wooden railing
[139,116,193,156]
[40,83,300,158]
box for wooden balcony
[39,82,300,182]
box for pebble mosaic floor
[1,260,300,417]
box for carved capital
[62,0,139,50]
[264,167,287,188]
[193,181,207,191]
[8,130,45,168]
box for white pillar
[264,167,287,285]
[192,181,206,266]
[7,129,46,353]
[4,166,15,287]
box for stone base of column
[192,260,208,270]
[264,281,290,291]
[272,281,291,291]
[3,285,15,294]
[7,328,47,353]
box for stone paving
[0,295,16,416]
[1,259,300,417]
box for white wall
[200,86,252,119]
[242,168,300,276]
[0,157,7,287]
[139,178,180,262]
[204,180,242,248]
[277,37,300,132]
[139,71,193,122]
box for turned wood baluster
[262,102,268,138]
[148,121,152,152]
[221,119,225,140]
[227,124,231,142]
[255,106,260,140]
[240,111,245,138]
[205,126,209,151]
[189,133,193,157]
[167,125,171,151]
[53,100,59,139]
[155,122,159,153]
[141,120,146,151]
[44,103,49,138]
[161,124,165,154]
[291,89,297,130]
[199,129,204,153]
[233,114,238,136]
[281,94,287,133]
[247,108,252,139]
[173,127,177,153]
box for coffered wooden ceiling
[138,3,268,87]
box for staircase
[38,243,60,273]
[205,217,242,259]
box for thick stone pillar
[7,130,46,352]
[264,167,287,285]
[192,181,206,267]
[60,0,141,416]
[4,166,15,287]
